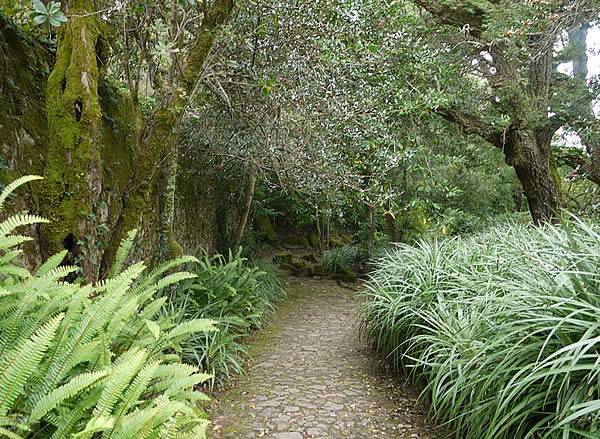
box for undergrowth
[173,251,285,387]
[361,220,600,438]
[0,176,214,438]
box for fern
[30,370,109,421]
[0,214,48,237]
[0,177,212,438]
[36,251,68,277]
[0,314,63,416]
[108,229,138,278]
[0,175,42,211]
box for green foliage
[323,245,362,274]
[173,252,285,387]
[361,219,600,438]
[30,0,67,28]
[0,177,214,438]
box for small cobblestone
[209,277,437,438]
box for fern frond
[0,235,33,252]
[0,314,63,416]
[186,420,209,439]
[37,265,79,282]
[169,390,210,402]
[109,360,160,435]
[36,251,68,277]
[153,363,198,380]
[0,214,48,237]
[0,175,43,211]
[100,262,146,297]
[164,319,217,342]
[108,229,138,278]
[133,256,198,294]
[110,404,160,439]
[0,250,23,266]
[48,386,102,438]
[0,426,25,439]
[30,370,109,421]
[73,415,115,438]
[93,349,146,419]
[159,374,212,397]
[154,272,197,292]
[139,297,168,321]
[0,264,31,280]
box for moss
[41,0,105,279]
[283,235,310,249]
[255,215,277,242]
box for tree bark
[384,212,398,242]
[366,204,374,254]
[234,166,257,250]
[101,0,235,268]
[42,0,105,281]
[148,0,235,264]
[506,131,562,224]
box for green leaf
[33,14,48,25]
[31,0,47,14]
[144,320,160,340]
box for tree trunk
[101,0,235,268]
[42,0,104,281]
[315,206,323,252]
[234,166,257,250]
[366,204,375,254]
[150,0,234,263]
[506,130,562,225]
[384,200,398,242]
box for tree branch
[413,0,499,37]
[434,106,505,149]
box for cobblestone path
[209,277,436,439]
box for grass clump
[173,251,285,387]
[323,244,363,274]
[361,220,600,438]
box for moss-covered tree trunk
[96,0,235,268]
[41,0,105,281]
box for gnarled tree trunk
[42,0,105,281]
[506,130,562,224]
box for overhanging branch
[434,106,505,149]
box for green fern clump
[0,176,215,438]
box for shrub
[174,251,285,387]
[361,220,600,438]
[0,176,215,438]
[323,245,362,274]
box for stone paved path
[209,277,437,439]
